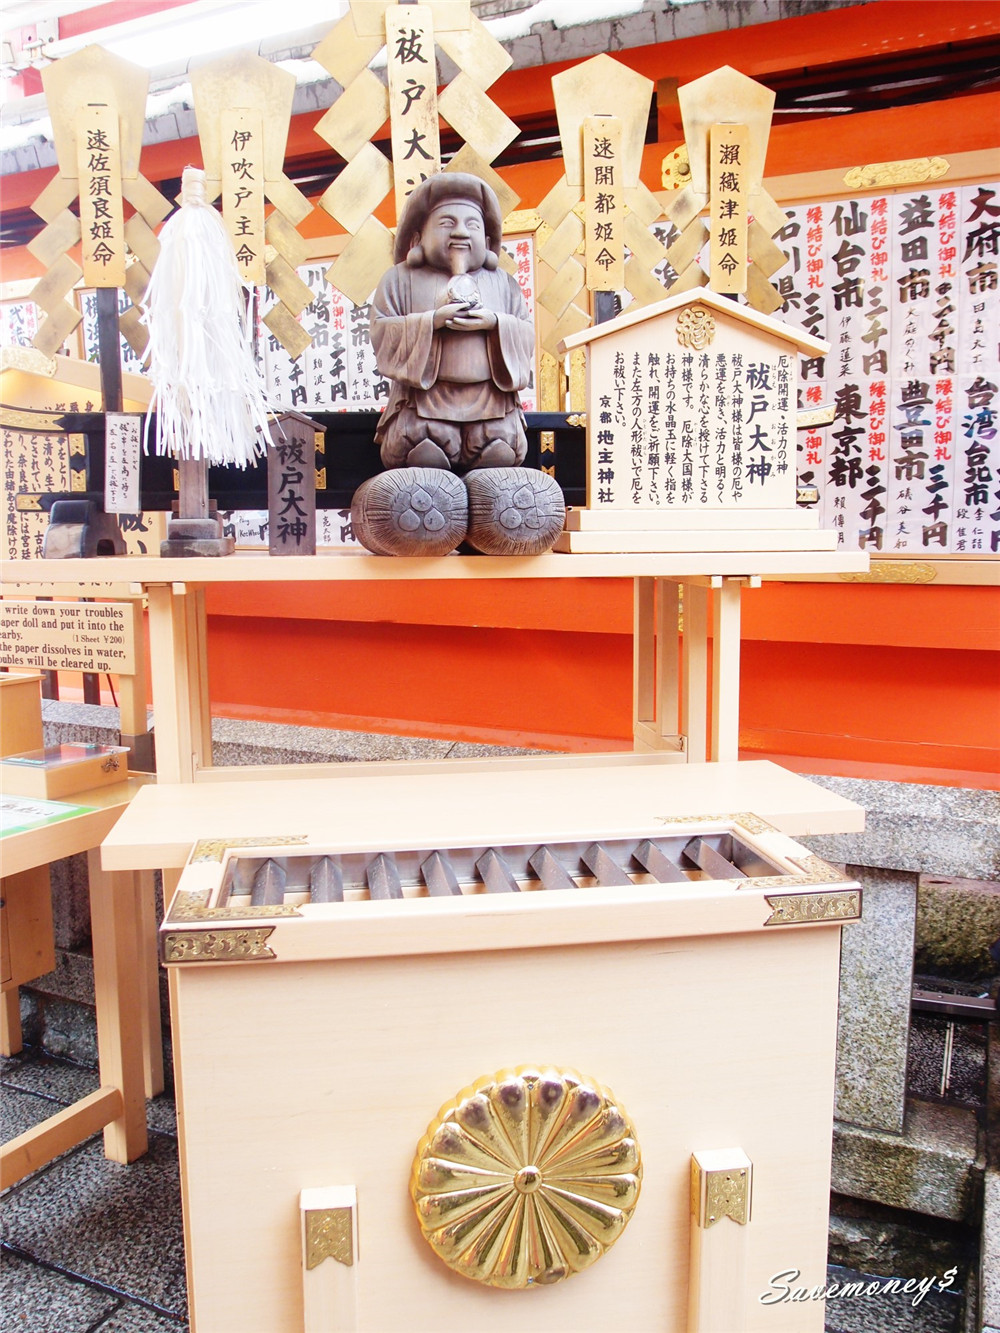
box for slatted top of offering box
[210,825,795,909]
[134,757,866,967]
[161,814,861,965]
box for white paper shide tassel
[143,167,269,467]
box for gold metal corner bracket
[305,1208,354,1269]
[166,890,301,923]
[653,811,776,836]
[763,885,862,927]
[190,834,309,863]
[161,926,276,964]
[691,1151,752,1228]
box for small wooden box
[0,672,44,758]
[1,744,128,800]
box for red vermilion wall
[202,580,1000,785]
[204,579,636,749]
[738,584,1000,785]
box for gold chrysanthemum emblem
[410,1067,641,1288]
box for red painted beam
[57,0,198,41]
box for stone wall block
[836,866,917,1133]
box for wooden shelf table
[0,547,867,786]
[0,774,161,1189]
[101,754,865,874]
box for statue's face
[419,199,489,271]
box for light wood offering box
[1,744,129,801]
[158,760,860,1333]
[0,672,44,758]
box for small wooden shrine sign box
[557,289,830,553]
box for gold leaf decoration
[844,157,949,190]
[305,1208,354,1269]
[839,561,938,584]
[676,306,716,350]
[162,927,276,962]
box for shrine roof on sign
[1,346,153,411]
[268,409,327,433]
[558,288,829,360]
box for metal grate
[217,831,786,909]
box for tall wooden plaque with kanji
[266,412,323,555]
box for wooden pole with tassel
[143,166,271,556]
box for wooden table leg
[681,581,710,763]
[118,594,155,772]
[633,577,656,750]
[137,868,164,1099]
[634,578,683,753]
[656,579,681,746]
[1,865,54,1053]
[711,578,743,763]
[161,866,183,904]
[186,586,213,771]
[146,583,196,784]
[1,987,22,1056]
[87,848,148,1164]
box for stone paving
[2,1052,186,1331]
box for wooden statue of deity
[351,172,564,557]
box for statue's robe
[371,264,534,461]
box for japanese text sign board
[77,103,126,288]
[222,108,266,286]
[562,290,828,520]
[266,414,321,555]
[0,600,136,675]
[104,413,142,514]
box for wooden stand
[1,547,866,784]
[0,775,161,1188]
[160,459,235,557]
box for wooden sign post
[708,123,748,295]
[221,109,267,288]
[266,412,323,555]
[385,4,441,217]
